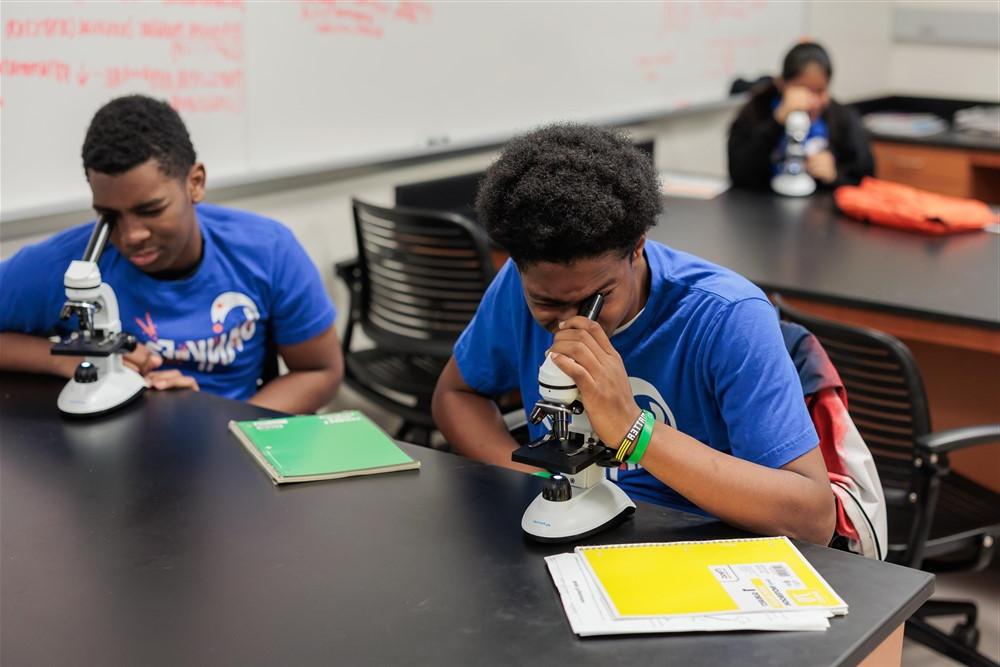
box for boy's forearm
[432,387,535,472]
[249,368,341,414]
[641,424,836,545]
[0,332,79,378]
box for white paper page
[545,553,830,637]
[660,171,731,200]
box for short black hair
[475,123,661,266]
[782,42,832,82]
[82,95,197,179]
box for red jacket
[835,177,997,235]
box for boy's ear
[187,163,207,203]
[631,235,647,262]
[774,77,786,93]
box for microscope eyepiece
[578,292,604,320]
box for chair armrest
[334,258,360,287]
[916,424,1000,454]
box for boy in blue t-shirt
[0,95,342,413]
[432,124,835,544]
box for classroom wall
[804,1,893,102]
[889,1,1000,100]
[812,0,999,102]
[3,2,996,319]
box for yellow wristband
[615,410,646,462]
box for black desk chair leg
[398,422,430,448]
[905,615,999,667]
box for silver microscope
[512,293,636,542]
[51,217,145,416]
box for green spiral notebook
[228,411,420,484]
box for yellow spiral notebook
[575,537,847,619]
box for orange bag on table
[834,177,998,235]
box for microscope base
[522,479,635,543]
[771,173,816,197]
[58,363,146,417]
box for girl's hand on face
[774,86,819,125]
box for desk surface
[851,95,1000,153]
[651,190,1000,329]
[1,374,933,666]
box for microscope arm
[53,215,132,355]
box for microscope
[51,216,146,416]
[771,110,817,197]
[512,293,636,542]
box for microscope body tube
[537,293,605,406]
[82,217,112,263]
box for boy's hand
[123,343,163,375]
[547,316,640,449]
[145,369,200,392]
[121,343,198,392]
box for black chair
[395,171,483,222]
[393,141,654,222]
[774,296,1000,667]
[335,199,496,447]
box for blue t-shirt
[454,240,817,516]
[0,203,335,401]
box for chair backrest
[393,141,654,220]
[395,171,482,221]
[780,320,888,560]
[350,199,497,358]
[774,296,932,490]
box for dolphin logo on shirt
[140,291,262,372]
[210,291,260,334]
[628,376,676,428]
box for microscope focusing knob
[541,474,572,502]
[122,334,138,352]
[74,361,99,384]
[528,405,547,425]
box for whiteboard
[0,0,805,221]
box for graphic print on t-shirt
[137,291,261,372]
[628,376,676,429]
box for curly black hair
[82,95,196,179]
[475,123,661,265]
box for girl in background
[728,42,874,191]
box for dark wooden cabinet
[873,140,1000,202]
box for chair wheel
[950,623,980,649]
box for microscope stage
[512,439,611,474]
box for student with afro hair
[0,95,342,413]
[433,124,835,544]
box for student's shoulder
[649,239,767,310]
[197,203,298,246]
[732,81,779,127]
[473,258,528,321]
[829,99,865,129]
[2,222,97,272]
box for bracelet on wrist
[628,410,655,464]
[614,410,646,463]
